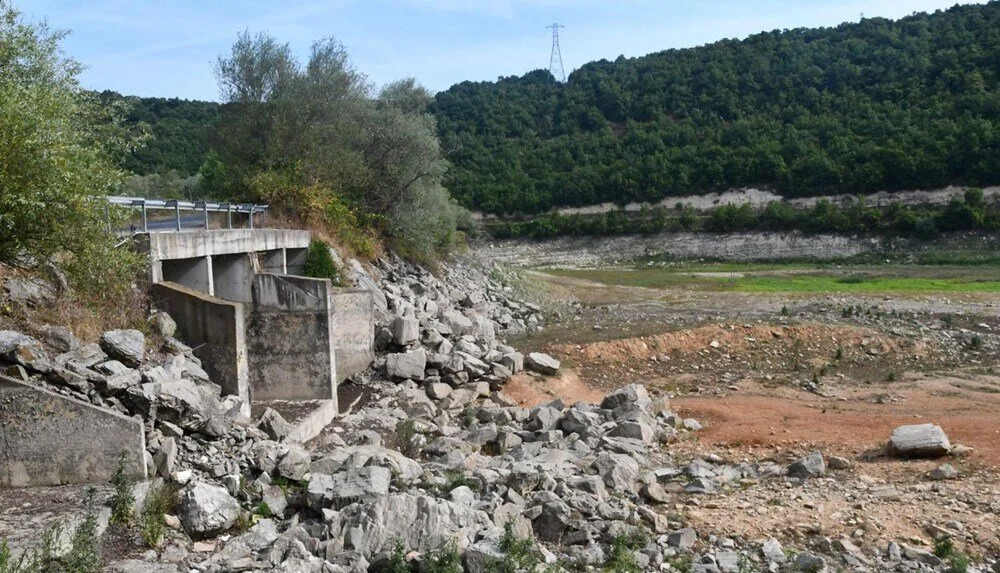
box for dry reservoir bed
[502,261,1000,556]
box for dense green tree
[431,3,1000,215]
[0,1,142,301]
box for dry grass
[1,264,149,342]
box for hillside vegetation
[432,3,1000,215]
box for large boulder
[100,329,145,367]
[385,348,426,380]
[0,331,49,371]
[307,467,391,510]
[391,316,419,346]
[257,407,292,441]
[327,493,492,558]
[600,383,652,411]
[179,481,242,538]
[525,352,560,375]
[441,310,474,337]
[311,445,423,482]
[889,424,951,458]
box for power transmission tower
[547,23,566,82]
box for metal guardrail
[105,196,270,232]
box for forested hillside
[432,2,1000,215]
[99,91,219,175]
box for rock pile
[364,255,557,390]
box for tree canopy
[431,3,1000,215]
[0,1,141,302]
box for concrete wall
[213,253,254,303]
[259,249,286,274]
[151,282,249,410]
[248,274,336,405]
[0,375,146,487]
[161,256,213,295]
[329,288,375,382]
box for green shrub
[393,419,420,458]
[602,534,642,573]
[488,522,539,573]
[140,482,178,548]
[109,454,135,526]
[422,541,463,573]
[304,239,342,285]
[948,552,969,573]
[934,537,955,558]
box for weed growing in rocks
[423,541,463,573]
[140,482,178,548]
[949,552,970,573]
[109,454,135,526]
[383,541,410,573]
[488,522,539,573]
[602,534,643,573]
[393,419,420,458]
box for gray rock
[0,331,49,371]
[99,329,145,367]
[179,481,241,538]
[148,312,177,338]
[385,348,426,380]
[391,316,419,346]
[39,325,78,353]
[716,550,739,573]
[593,452,639,492]
[889,424,951,458]
[307,467,391,509]
[154,437,177,477]
[902,545,942,566]
[327,493,492,558]
[525,352,560,375]
[312,445,423,482]
[667,528,697,549]
[257,407,292,441]
[794,552,826,572]
[501,352,524,374]
[426,382,452,400]
[262,485,287,517]
[441,310,474,337]
[787,451,826,479]
[4,278,55,309]
[761,538,785,564]
[277,445,311,481]
[929,463,959,480]
[600,383,651,411]
[608,420,655,443]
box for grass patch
[545,266,1000,294]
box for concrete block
[0,375,146,487]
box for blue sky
[19,0,987,101]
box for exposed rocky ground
[2,253,999,573]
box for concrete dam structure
[146,229,375,414]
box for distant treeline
[489,189,1000,240]
[432,3,1000,215]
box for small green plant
[968,335,983,350]
[602,534,643,573]
[384,540,410,573]
[304,239,343,285]
[780,305,789,316]
[948,552,969,573]
[63,491,101,573]
[669,555,693,573]
[488,522,539,573]
[934,537,955,558]
[942,314,954,327]
[109,454,135,526]
[834,347,843,360]
[422,541,463,573]
[255,502,273,518]
[140,482,178,548]
[461,407,477,428]
[441,470,479,493]
[887,371,898,382]
[393,419,420,458]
